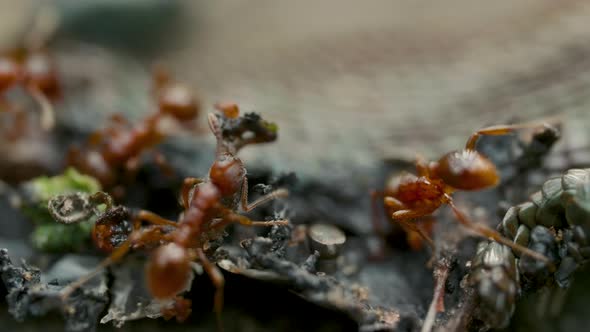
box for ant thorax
[185,182,221,211]
[398,178,445,207]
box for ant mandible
[66,67,200,194]
[59,107,289,327]
[372,123,554,263]
[0,49,59,140]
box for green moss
[21,168,102,252]
[31,221,95,252]
[29,168,101,202]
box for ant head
[146,243,192,299]
[158,83,200,121]
[431,150,499,191]
[209,153,245,196]
[0,56,21,92]
[152,65,199,122]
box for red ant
[0,49,59,140]
[66,67,200,194]
[58,107,289,327]
[372,123,554,263]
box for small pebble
[308,223,346,259]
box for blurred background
[1,0,590,331]
[3,0,590,177]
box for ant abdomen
[146,243,193,299]
[432,150,499,190]
[158,83,200,121]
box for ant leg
[61,227,170,299]
[370,190,386,235]
[396,218,435,250]
[446,198,551,264]
[161,296,192,322]
[60,240,131,299]
[368,191,388,260]
[240,177,289,212]
[4,107,28,141]
[407,217,435,251]
[26,86,55,131]
[196,248,225,331]
[153,150,175,178]
[212,211,289,230]
[134,210,178,229]
[180,177,204,209]
[388,200,435,250]
[465,119,560,150]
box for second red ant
[55,106,289,327]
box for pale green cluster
[29,168,101,203]
[22,168,101,252]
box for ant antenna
[208,112,231,155]
[28,86,55,131]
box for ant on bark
[66,67,200,195]
[0,49,59,140]
[372,122,555,263]
[56,106,289,327]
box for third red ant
[372,122,557,263]
[66,67,201,195]
[0,49,59,140]
[56,106,289,327]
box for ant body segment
[58,107,289,326]
[66,69,201,194]
[373,124,553,263]
[152,65,200,122]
